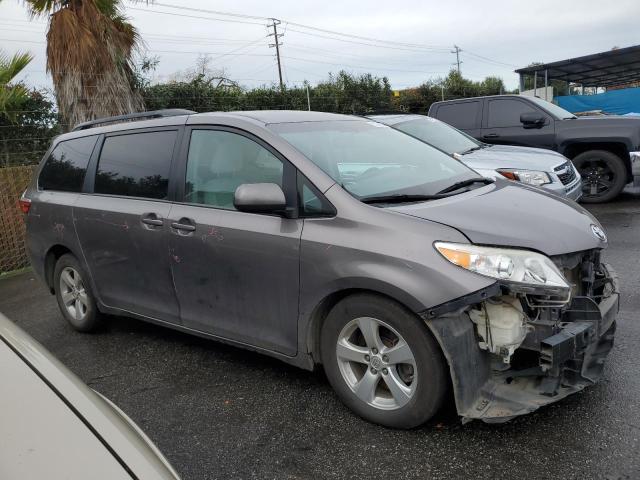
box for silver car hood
[459,144,568,172]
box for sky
[1,0,638,93]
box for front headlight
[497,169,551,186]
[434,242,570,295]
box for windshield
[269,120,477,200]
[526,96,576,119]
[393,117,480,155]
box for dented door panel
[73,195,179,323]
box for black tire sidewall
[320,293,448,429]
[53,253,101,332]
[573,150,627,203]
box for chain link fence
[1,165,37,275]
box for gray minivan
[22,109,619,427]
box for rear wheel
[54,254,103,332]
[320,294,448,429]
[573,150,627,203]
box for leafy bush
[0,89,60,167]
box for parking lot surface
[1,191,639,480]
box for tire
[53,253,103,332]
[573,150,628,203]
[320,293,448,429]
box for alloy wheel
[579,159,616,198]
[336,316,417,410]
[59,266,89,322]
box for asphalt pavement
[1,190,639,480]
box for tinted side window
[185,130,283,210]
[487,99,537,128]
[39,136,98,192]
[95,131,177,199]
[435,101,480,129]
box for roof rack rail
[71,109,197,131]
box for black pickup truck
[428,94,640,202]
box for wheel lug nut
[382,355,389,362]
[371,348,378,354]
[371,367,378,374]
[364,354,370,362]
[382,368,388,375]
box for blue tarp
[556,87,640,115]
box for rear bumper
[425,264,618,423]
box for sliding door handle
[171,222,196,232]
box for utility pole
[451,45,462,74]
[268,18,284,91]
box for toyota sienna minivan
[22,109,619,427]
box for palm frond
[23,0,61,18]
[0,51,34,85]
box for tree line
[0,0,509,166]
[0,67,509,166]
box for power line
[464,50,518,68]
[283,55,443,74]
[3,4,518,89]
[285,43,452,69]
[284,28,449,54]
[283,21,449,51]
[127,7,269,26]
[134,3,450,51]
[151,2,271,22]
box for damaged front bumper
[423,261,619,423]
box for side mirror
[520,112,546,128]
[234,183,287,215]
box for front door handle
[483,133,499,139]
[141,212,164,227]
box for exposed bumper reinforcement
[424,264,619,423]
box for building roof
[515,45,640,88]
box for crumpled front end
[423,250,619,423]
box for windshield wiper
[435,177,494,195]
[459,146,482,155]
[360,178,494,204]
[360,193,447,204]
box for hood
[390,179,605,256]
[571,115,640,126]
[460,144,568,172]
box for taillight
[19,193,31,214]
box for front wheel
[573,150,628,203]
[320,294,448,429]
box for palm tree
[25,0,144,130]
[0,51,33,122]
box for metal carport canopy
[515,45,640,88]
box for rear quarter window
[38,136,98,192]
[94,130,178,199]
[433,101,480,130]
